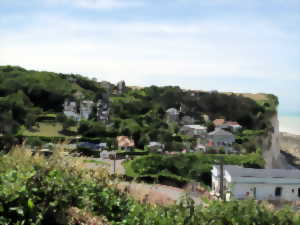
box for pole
[219,157,224,201]
[113,153,116,174]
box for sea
[279,115,300,135]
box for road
[117,182,202,206]
[84,158,125,175]
[84,158,202,206]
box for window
[275,187,282,197]
[298,188,300,197]
[253,187,256,198]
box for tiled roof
[117,136,135,147]
[225,121,241,126]
[213,119,225,126]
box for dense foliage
[0,65,277,151]
[125,153,265,185]
[0,148,299,225]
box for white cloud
[1,14,299,86]
[47,0,144,9]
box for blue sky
[0,0,299,115]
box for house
[77,142,107,151]
[100,150,115,159]
[202,114,210,123]
[166,108,179,123]
[181,116,195,125]
[180,125,207,138]
[224,121,242,132]
[213,118,225,127]
[195,144,206,152]
[147,141,164,152]
[63,100,81,121]
[77,142,99,150]
[96,99,110,122]
[80,100,94,120]
[211,165,300,201]
[117,136,135,150]
[97,143,108,150]
[208,128,235,147]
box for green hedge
[125,153,265,185]
[17,135,66,143]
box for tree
[57,113,76,133]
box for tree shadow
[59,129,78,136]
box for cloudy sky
[1,0,299,115]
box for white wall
[231,183,300,201]
[64,111,81,121]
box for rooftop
[213,118,225,126]
[214,165,300,179]
[183,125,207,130]
[208,128,233,136]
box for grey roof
[208,128,233,136]
[215,165,300,179]
[98,143,107,147]
[148,142,163,147]
[184,125,207,130]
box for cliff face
[280,132,300,167]
[262,112,293,169]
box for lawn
[22,122,78,137]
[83,159,110,166]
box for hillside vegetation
[0,147,299,225]
[124,153,265,186]
[0,65,277,151]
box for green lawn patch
[22,122,78,137]
[83,159,110,166]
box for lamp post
[113,152,116,174]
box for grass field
[22,122,78,137]
[83,159,110,166]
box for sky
[0,0,300,116]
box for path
[83,158,202,205]
[117,182,202,206]
[84,158,125,175]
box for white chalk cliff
[263,112,293,169]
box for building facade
[211,165,300,201]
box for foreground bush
[0,147,299,225]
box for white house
[100,150,115,159]
[181,125,207,137]
[63,100,81,121]
[222,121,243,132]
[211,165,300,201]
[166,108,179,123]
[80,100,94,120]
[147,141,164,152]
